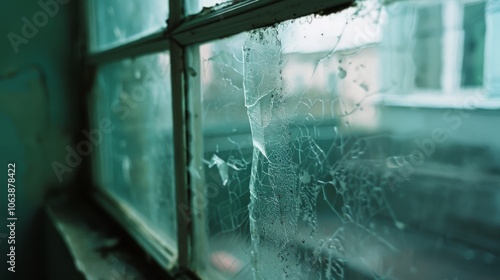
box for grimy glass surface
[192,0,500,279]
[92,52,177,246]
[88,0,169,51]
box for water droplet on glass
[360,82,369,92]
[187,67,197,77]
[464,249,476,260]
[483,253,495,264]
[395,221,406,230]
[337,66,347,79]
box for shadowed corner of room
[0,0,90,279]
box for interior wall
[0,0,82,279]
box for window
[87,0,169,51]
[462,1,486,87]
[85,0,500,279]
[90,52,178,266]
[381,0,491,99]
[413,3,443,89]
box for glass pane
[413,4,443,89]
[485,0,500,95]
[462,1,485,87]
[88,0,169,51]
[91,52,177,246]
[191,33,254,279]
[190,0,500,279]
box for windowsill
[376,90,500,109]
[92,187,179,271]
[45,192,176,280]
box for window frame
[84,0,354,277]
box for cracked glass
[190,0,500,279]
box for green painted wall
[0,1,81,279]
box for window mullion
[87,31,169,65]
[185,45,209,273]
[169,0,190,272]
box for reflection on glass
[88,0,169,51]
[192,0,500,279]
[92,52,177,247]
